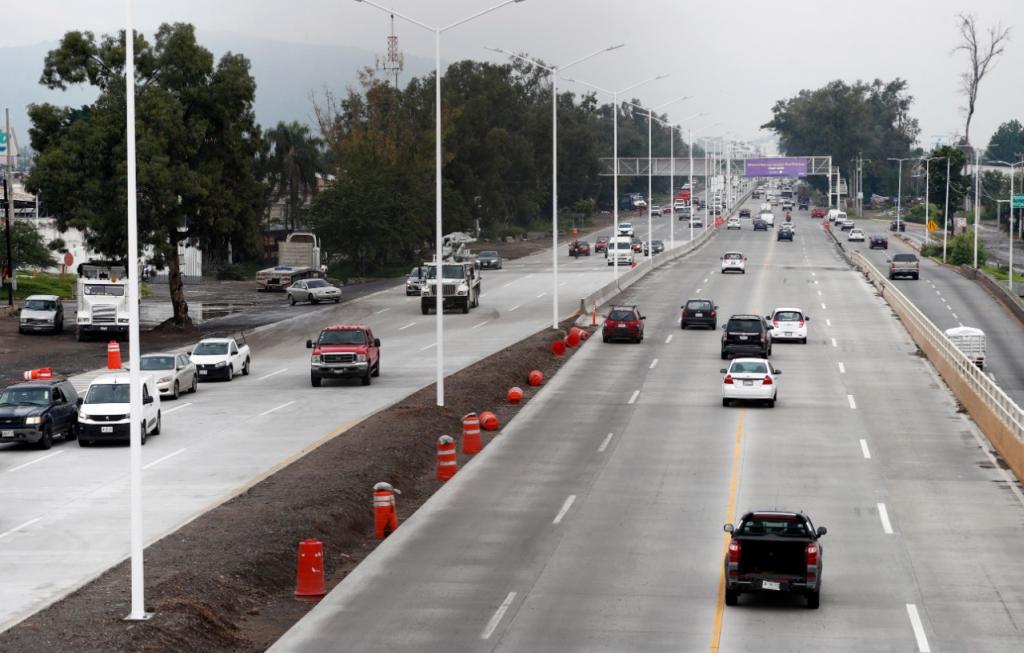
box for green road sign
[1013,194,1024,209]
[0,132,7,155]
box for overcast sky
[5,0,1022,155]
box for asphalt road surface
[0,205,706,630]
[271,199,1024,652]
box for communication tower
[376,13,404,88]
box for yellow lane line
[710,408,745,653]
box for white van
[77,373,161,446]
[606,237,636,266]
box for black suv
[797,199,809,210]
[777,224,795,241]
[889,220,906,232]
[681,298,718,330]
[721,315,772,359]
[0,379,80,449]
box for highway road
[0,205,710,630]
[271,198,1024,652]
[848,224,1024,408]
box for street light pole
[487,45,623,329]
[887,157,912,231]
[974,148,980,269]
[355,0,525,407]
[943,156,951,263]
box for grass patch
[982,264,1024,284]
[10,272,76,300]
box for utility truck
[75,265,130,342]
[944,326,986,370]
[420,261,481,314]
[256,232,326,291]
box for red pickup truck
[810,208,825,219]
[306,325,381,387]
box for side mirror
[186,351,192,356]
[680,305,686,309]
[374,338,381,347]
[816,526,827,537]
[723,523,734,533]
[773,369,782,375]
[714,306,719,310]
[721,324,727,330]
[805,316,811,321]
[306,339,313,349]
[640,316,646,320]
[76,397,84,407]
[765,315,772,321]
[143,395,153,405]
[720,368,728,374]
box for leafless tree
[953,13,1011,147]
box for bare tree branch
[952,12,1011,147]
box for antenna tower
[376,13,404,88]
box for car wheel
[311,296,319,305]
[153,413,161,435]
[712,321,718,330]
[140,424,147,446]
[226,366,234,381]
[311,375,322,388]
[725,589,739,606]
[462,301,470,314]
[172,381,180,400]
[66,421,78,441]
[722,398,730,407]
[603,336,610,343]
[680,321,687,330]
[37,426,53,450]
[372,359,380,377]
[721,351,728,360]
[243,358,251,375]
[767,396,776,408]
[421,304,430,315]
[79,437,92,447]
[805,591,820,609]
[289,294,296,306]
[362,371,372,386]
[191,375,198,393]
[334,297,340,303]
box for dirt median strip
[0,319,595,653]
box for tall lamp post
[486,44,623,330]
[564,74,669,280]
[887,157,913,232]
[689,122,720,242]
[665,112,706,250]
[921,156,943,245]
[988,158,1024,291]
[354,0,526,407]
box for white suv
[77,373,162,446]
[618,222,635,237]
[606,237,635,266]
[767,307,809,344]
[721,251,747,274]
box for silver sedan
[139,352,198,400]
[287,279,342,305]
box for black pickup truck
[723,511,826,609]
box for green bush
[907,203,939,224]
[919,243,942,258]
[216,264,247,281]
[948,231,986,266]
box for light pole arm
[354,0,436,32]
[442,0,526,32]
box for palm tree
[266,122,323,231]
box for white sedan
[618,222,635,237]
[726,217,741,230]
[721,358,780,407]
[847,228,865,242]
[287,278,342,305]
[138,352,198,400]
[721,251,747,274]
[767,307,809,343]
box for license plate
[1,430,13,438]
[695,313,703,317]
[739,335,748,340]
[101,426,113,433]
[619,325,627,329]
[785,332,793,336]
[199,370,208,375]
[743,380,753,386]
[100,326,108,331]
[762,580,780,591]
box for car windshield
[730,361,768,374]
[774,311,802,322]
[729,319,762,333]
[24,299,57,311]
[608,310,636,321]
[320,330,367,345]
[612,242,632,250]
[480,251,498,258]
[425,265,466,280]
[85,383,129,404]
[686,300,712,311]
[193,342,229,355]
[84,284,125,296]
[306,279,329,288]
[724,253,743,260]
[139,356,174,370]
[0,387,51,406]
[408,267,423,278]
[893,254,918,262]
[738,517,808,537]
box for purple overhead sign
[744,157,808,177]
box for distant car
[869,234,889,249]
[594,236,610,253]
[631,237,643,253]
[287,278,342,305]
[681,298,718,330]
[777,225,795,241]
[602,305,646,343]
[721,358,780,407]
[888,253,920,280]
[644,240,665,255]
[721,251,747,274]
[0,379,79,449]
[726,217,741,230]
[811,208,825,218]
[890,220,907,232]
[759,212,775,227]
[618,222,635,236]
[840,221,856,231]
[406,266,426,296]
[752,219,768,231]
[782,200,794,211]
[569,240,591,257]
[721,315,772,359]
[847,228,865,241]
[661,205,672,215]
[139,352,198,400]
[739,208,751,218]
[798,199,809,210]
[767,307,809,344]
[650,205,661,215]
[477,250,503,269]
[691,216,704,228]
[19,295,65,335]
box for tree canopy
[26,23,265,326]
[986,119,1024,163]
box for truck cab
[75,265,130,341]
[723,511,826,608]
[307,326,381,387]
[420,262,481,314]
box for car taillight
[606,320,616,327]
[728,541,741,570]
[772,319,780,328]
[915,262,920,269]
[762,375,773,385]
[805,543,818,566]
[723,374,734,385]
[890,263,896,269]
[799,319,805,327]
[710,310,716,317]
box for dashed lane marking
[665,334,673,344]
[860,439,871,459]
[848,394,857,409]
[877,502,894,534]
[480,592,517,640]
[162,402,193,415]
[650,359,659,369]
[598,433,614,453]
[143,447,187,470]
[472,320,490,329]
[552,495,577,525]
[420,342,437,351]
[258,400,295,417]
[627,390,640,405]
[0,517,42,541]
[6,451,64,473]
[838,362,846,374]
[258,368,288,381]
[398,322,416,330]
[906,604,932,652]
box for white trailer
[944,326,986,370]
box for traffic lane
[854,235,1024,405]
[269,214,735,652]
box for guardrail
[850,250,1024,482]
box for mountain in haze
[0,31,435,143]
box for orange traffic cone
[565,327,582,348]
[107,341,122,369]
[551,340,566,355]
[479,410,501,432]
[22,368,53,381]
[507,387,524,404]
[373,482,400,539]
[462,413,482,454]
[437,435,457,481]
[528,370,543,386]
[591,301,598,326]
[294,538,326,602]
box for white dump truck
[75,265,130,341]
[256,232,326,291]
[944,326,986,370]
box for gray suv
[0,379,80,449]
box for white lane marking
[143,447,187,470]
[162,402,193,415]
[649,358,659,370]
[959,321,964,327]
[0,517,42,541]
[6,451,64,473]
[598,432,614,453]
[665,334,673,344]
[826,319,832,327]
[831,337,838,348]
[508,304,521,312]
[258,400,295,417]
[552,495,577,524]
[472,320,490,329]
[374,307,391,314]
[906,604,932,652]
[946,304,952,311]
[811,272,816,276]
[628,390,640,405]
[848,394,857,409]
[480,592,517,640]
[257,368,288,381]
[695,288,702,294]
[420,342,437,351]
[860,439,872,459]
[935,290,941,296]
[501,281,515,288]
[536,292,547,298]
[821,302,827,309]
[838,362,846,374]
[559,281,569,287]
[703,278,709,283]
[877,502,894,534]
[817,290,823,296]
[398,322,416,331]
[952,312,959,319]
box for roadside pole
[942,157,951,264]
[4,109,13,307]
[974,148,980,269]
